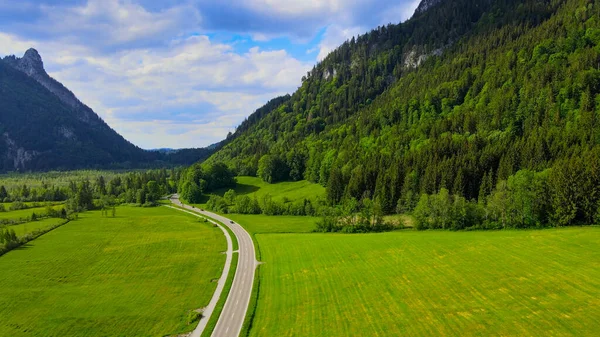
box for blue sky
[0,0,420,149]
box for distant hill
[0,49,212,171]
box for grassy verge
[240,265,261,337]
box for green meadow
[0,206,226,337]
[3,218,65,237]
[226,214,319,234]
[246,226,600,336]
[195,176,325,208]
[0,205,64,221]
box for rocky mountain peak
[414,0,444,16]
[2,47,100,125]
[23,48,43,64]
[17,48,46,76]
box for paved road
[164,204,233,337]
[170,195,257,337]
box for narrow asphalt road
[170,195,257,337]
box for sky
[0,0,421,149]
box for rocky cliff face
[2,48,99,126]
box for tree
[95,176,107,196]
[136,189,146,205]
[326,163,344,205]
[205,162,236,190]
[287,150,306,181]
[0,185,7,201]
[413,194,432,230]
[258,155,289,183]
[146,181,159,203]
[75,180,94,211]
[224,189,237,205]
[548,158,581,226]
[180,182,202,204]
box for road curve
[170,195,257,337]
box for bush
[207,195,229,213]
[9,201,27,211]
[414,189,484,230]
[187,310,202,325]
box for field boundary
[0,218,69,257]
[164,205,235,337]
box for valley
[1,0,600,336]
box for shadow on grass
[233,183,260,196]
[13,243,33,251]
[209,183,261,198]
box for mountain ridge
[0,50,213,171]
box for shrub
[187,310,202,325]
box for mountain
[204,0,600,217]
[0,49,212,171]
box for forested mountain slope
[0,49,212,171]
[206,0,600,226]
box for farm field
[0,206,226,337]
[249,227,600,336]
[2,218,65,237]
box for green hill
[205,0,600,226]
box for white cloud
[381,0,422,24]
[39,0,201,49]
[246,0,347,16]
[6,32,309,148]
[0,0,422,148]
[0,33,35,57]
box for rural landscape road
[169,195,257,337]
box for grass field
[2,218,65,237]
[232,176,325,202]
[0,205,64,221]
[249,227,600,336]
[226,214,319,235]
[196,176,325,208]
[0,206,226,337]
